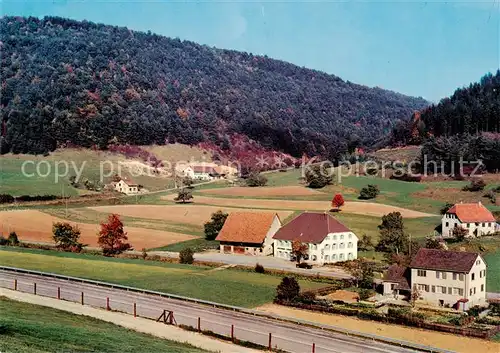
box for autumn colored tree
[291,239,308,264]
[52,222,83,252]
[331,194,345,211]
[98,214,131,256]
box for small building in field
[114,178,139,195]
[442,202,496,238]
[383,248,487,309]
[272,212,358,265]
[216,212,281,255]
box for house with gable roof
[114,177,139,195]
[272,212,358,265]
[383,248,487,309]
[215,212,281,255]
[442,201,496,238]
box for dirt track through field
[199,186,321,197]
[255,304,500,353]
[169,196,435,218]
[89,205,293,225]
[0,210,195,249]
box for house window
[348,252,353,260]
[482,223,485,227]
[473,287,476,294]
[472,273,475,281]
[325,255,330,262]
[417,270,426,277]
[476,260,481,265]
[325,244,330,250]
[418,284,429,292]
[442,272,447,280]
[446,222,449,227]
[431,285,435,293]
[453,273,457,280]
[436,272,440,279]
[467,224,470,228]
[339,253,345,261]
[391,284,396,290]
[332,235,337,240]
[332,254,337,261]
[332,243,337,250]
[348,242,353,248]
[458,288,464,296]
[348,234,352,239]
[448,287,452,295]
[481,284,484,292]
[441,286,446,294]
[340,243,345,249]
[312,255,317,261]
[459,274,464,281]
[479,271,482,278]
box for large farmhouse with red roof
[272,212,358,265]
[442,202,497,238]
[383,248,487,309]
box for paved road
[139,250,354,279]
[0,270,442,353]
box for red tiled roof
[410,248,480,273]
[272,212,351,243]
[383,265,411,290]
[216,212,279,244]
[447,202,495,223]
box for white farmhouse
[272,212,358,265]
[442,202,496,238]
[383,248,487,309]
[114,178,139,195]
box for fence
[0,266,455,353]
[278,300,500,340]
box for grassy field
[0,248,326,307]
[483,250,500,292]
[154,238,219,252]
[0,297,208,353]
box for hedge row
[0,194,62,204]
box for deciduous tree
[452,227,469,242]
[331,194,345,211]
[291,239,308,264]
[174,188,193,203]
[52,222,82,251]
[97,214,131,256]
[376,212,409,254]
[204,211,228,240]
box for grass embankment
[0,248,326,307]
[0,297,208,353]
[483,250,500,292]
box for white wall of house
[262,215,282,256]
[182,167,195,179]
[193,172,213,181]
[442,213,496,237]
[410,256,487,307]
[115,180,138,195]
[273,231,358,265]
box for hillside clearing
[199,185,321,197]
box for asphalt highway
[0,270,447,353]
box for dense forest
[0,16,428,159]
[390,71,500,173]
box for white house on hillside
[114,178,139,195]
[442,202,496,238]
[272,212,358,265]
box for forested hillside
[0,16,428,159]
[391,71,500,173]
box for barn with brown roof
[216,212,281,255]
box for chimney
[478,201,482,205]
